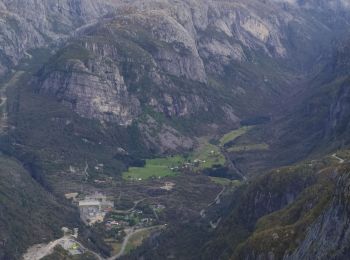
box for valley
[1,0,350,259]
[38,125,248,259]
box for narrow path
[152,207,159,221]
[114,199,145,214]
[220,147,247,181]
[332,153,345,164]
[74,240,104,260]
[84,161,89,181]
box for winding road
[23,235,103,260]
[332,153,345,164]
[23,225,163,260]
[108,225,164,260]
[200,184,226,222]
[207,185,226,208]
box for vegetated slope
[0,155,80,260]
[124,154,349,260]
[199,155,350,260]
[264,40,350,166]
[4,0,350,190]
[2,0,350,259]
[226,38,350,177]
[3,63,151,193]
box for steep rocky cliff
[201,161,323,259]
[230,163,350,260]
[198,158,350,260]
[124,156,348,260]
[2,1,350,259]
[11,0,349,156]
[284,168,350,260]
[260,40,350,167]
[0,0,117,76]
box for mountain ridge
[2,0,350,259]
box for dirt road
[23,235,103,260]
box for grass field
[227,143,269,152]
[190,139,226,170]
[123,139,228,180]
[210,177,241,186]
[122,127,265,181]
[125,226,164,254]
[219,126,253,146]
[124,229,152,254]
[105,239,122,255]
[122,156,185,180]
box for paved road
[200,184,225,219]
[208,185,225,207]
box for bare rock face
[35,10,235,130]
[149,93,208,118]
[113,10,207,83]
[3,0,350,153]
[0,10,47,73]
[284,172,350,260]
[139,115,194,153]
[39,56,140,125]
[0,0,114,74]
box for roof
[78,200,100,207]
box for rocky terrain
[3,0,350,153]
[285,169,350,260]
[0,0,116,75]
[2,0,350,259]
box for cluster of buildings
[78,192,114,225]
[105,204,163,231]
[170,158,207,172]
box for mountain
[125,152,350,260]
[1,0,350,259]
[256,39,350,168]
[4,0,350,179]
[0,155,80,260]
[0,0,117,76]
[204,154,350,260]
